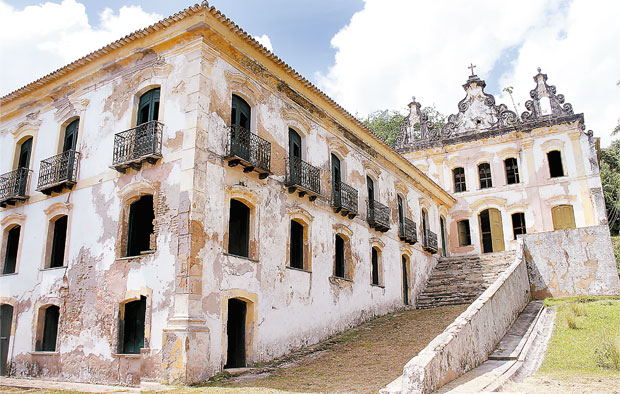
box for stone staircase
[416,251,515,309]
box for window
[551,205,576,230]
[118,296,146,354]
[478,163,492,189]
[62,119,79,152]
[35,305,59,352]
[2,226,20,274]
[371,247,380,286]
[457,220,471,246]
[397,195,404,226]
[367,176,375,203]
[138,88,160,125]
[290,220,304,269]
[548,150,564,178]
[331,154,341,202]
[126,195,154,257]
[231,94,251,131]
[511,213,526,239]
[17,138,32,170]
[453,167,466,192]
[505,158,520,184]
[48,216,68,268]
[440,216,447,257]
[228,199,250,257]
[334,234,346,278]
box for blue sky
[1,0,618,146]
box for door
[421,209,428,244]
[62,120,79,181]
[552,205,576,230]
[226,298,247,368]
[231,95,251,160]
[17,138,32,196]
[367,176,375,220]
[122,297,146,354]
[402,257,409,305]
[331,154,341,205]
[397,195,404,227]
[0,304,13,376]
[289,128,302,184]
[137,88,160,125]
[440,217,447,257]
[479,208,504,253]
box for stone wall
[523,225,620,299]
[385,245,530,394]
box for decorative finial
[537,67,541,73]
[468,63,477,76]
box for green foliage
[565,311,578,329]
[600,140,620,235]
[595,331,620,370]
[612,236,620,274]
[413,105,447,132]
[361,109,405,148]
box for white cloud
[253,34,273,52]
[317,0,620,146]
[0,0,161,96]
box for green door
[289,128,302,183]
[62,120,79,151]
[137,88,160,125]
[0,304,13,376]
[331,154,341,204]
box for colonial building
[0,2,454,385]
[396,68,607,256]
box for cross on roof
[468,63,476,76]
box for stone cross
[468,63,476,76]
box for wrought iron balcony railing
[225,125,271,179]
[399,217,417,244]
[367,199,390,232]
[285,156,321,201]
[331,180,358,218]
[37,150,80,195]
[111,120,163,173]
[0,168,32,208]
[423,229,438,253]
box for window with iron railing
[399,217,417,244]
[367,199,390,232]
[112,121,163,172]
[423,229,438,253]
[285,156,321,199]
[37,150,80,194]
[332,180,358,218]
[0,168,32,208]
[225,125,271,178]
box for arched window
[478,163,492,189]
[371,247,381,286]
[228,199,251,258]
[504,158,520,184]
[290,220,304,269]
[35,305,60,352]
[2,225,21,274]
[137,88,160,125]
[126,195,155,257]
[231,94,251,131]
[453,167,466,192]
[334,234,346,278]
[62,119,79,152]
[547,150,565,178]
[47,215,68,268]
[118,296,146,354]
[16,137,33,170]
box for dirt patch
[205,304,467,394]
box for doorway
[1,304,13,376]
[225,298,247,368]
[479,208,505,253]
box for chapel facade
[0,2,454,385]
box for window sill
[224,253,258,263]
[330,275,353,283]
[116,250,156,261]
[40,266,67,271]
[30,351,59,356]
[286,266,311,274]
[113,353,143,359]
[371,283,385,288]
[0,272,18,277]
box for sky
[1,0,618,147]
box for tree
[361,110,405,148]
[600,140,620,235]
[614,80,620,136]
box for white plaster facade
[0,3,453,385]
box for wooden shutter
[489,209,505,252]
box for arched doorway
[479,208,505,253]
[0,304,13,376]
[225,298,247,368]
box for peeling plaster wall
[0,39,203,384]
[523,225,620,299]
[405,125,606,256]
[0,28,447,385]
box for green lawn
[538,298,620,376]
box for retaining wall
[523,225,620,299]
[384,243,530,394]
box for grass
[538,298,620,376]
